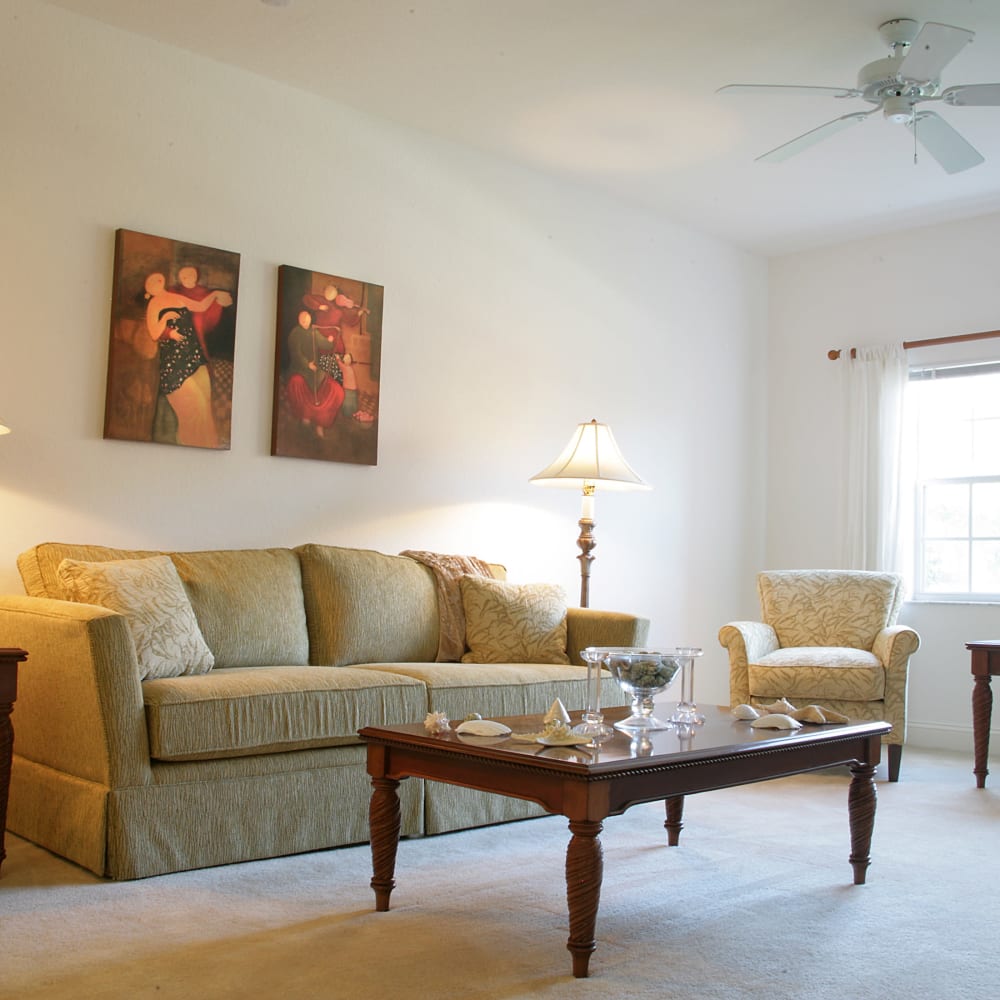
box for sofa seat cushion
[353,661,626,723]
[143,666,428,762]
[748,647,885,702]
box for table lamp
[530,418,649,607]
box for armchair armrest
[873,625,920,744]
[873,625,921,672]
[0,594,152,788]
[565,608,650,666]
[718,621,779,708]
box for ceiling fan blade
[756,110,874,163]
[907,111,984,173]
[941,83,1000,107]
[718,83,860,99]
[899,22,974,81]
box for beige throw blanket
[401,550,494,661]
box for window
[904,363,1000,601]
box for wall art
[103,228,241,450]
[271,264,383,465]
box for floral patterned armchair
[719,570,920,781]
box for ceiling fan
[719,18,1000,173]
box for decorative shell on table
[750,713,803,730]
[455,719,513,737]
[423,711,451,734]
[732,704,761,721]
[762,697,797,715]
[790,704,850,725]
[543,699,571,725]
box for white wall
[0,0,767,709]
[769,212,1000,751]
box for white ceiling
[44,0,1000,255]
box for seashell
[763,698,797,715]
[811,705,849,724]
[790,705,827,724]
[455,719,513,736]
[544,698,571,725]
[537,732,591,747]
[732,704,760,720]
[750,713,803,730]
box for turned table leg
[847,761,877,885]
[565,818,604,978]
[369,776,402,911]
[664,795,684,846]
[973,674,993,789]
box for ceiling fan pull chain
[913,113,919,165]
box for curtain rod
[827,329,1000,360]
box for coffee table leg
[369,776,401,911]
[566,818,603,978]
[847,761,877,885]
[664,795,684,846]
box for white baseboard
[905,719,999,754]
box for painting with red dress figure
[103,229,241,450]
[271,264,383,465]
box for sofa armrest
[565,608,650,666]
[718,621,779,707]
[0,595,152,788]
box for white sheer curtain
[844,344,908,571]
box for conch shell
[732,704,761,720]
[789,704,827,724]
[790,704,849,724]
[763,698,797,715]
[544,698,571,725]
[750,713,803,730]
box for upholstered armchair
[719,570,920,781]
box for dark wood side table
[967,640,999,788]
[1,647,28,873]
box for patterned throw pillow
[460,576,570,664]
[57,555,215,680]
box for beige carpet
[2,747,997,1000]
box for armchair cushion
[748,647,884,701]
[757,569,903,649]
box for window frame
[905,361,1000,604]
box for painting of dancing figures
[103,229,240,450]
[271,264,383,465]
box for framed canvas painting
[103,228,241,450]
[271,265,383,465]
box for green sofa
[0,542,647,879]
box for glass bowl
[602,648,685,732]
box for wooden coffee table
[360,706,890,978]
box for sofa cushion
[18,543,309,669]
[353,661,624,722]
[57,555,215,680]
[460,577,570,664]
[296,544,440,666]
[142,665,428,761]
[748,647,885,701]
[169,549,309,668]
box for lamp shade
[530,419,649,491]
